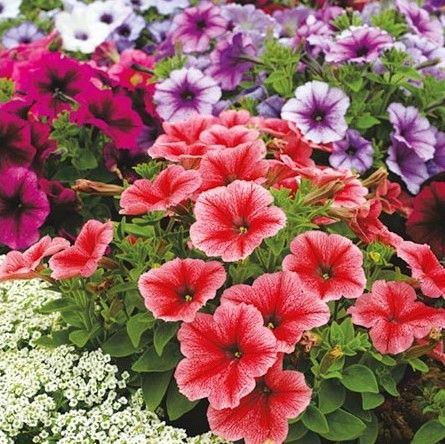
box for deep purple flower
[206,33,256,90]
[387,136,429,194]
[171,2,227,53]
[0,167,50,250]
[30,122,57,174]
[427,130,445,176]
[2,22,45,49]
[0,112,34,170]
[424,0,445,12]
[154,67,221,122]
[281,80,350,144]
[388,103,436,161]
[329,129,373,173]
[325,26,393,64]
[396,0,444,46]
[257,95,285,118]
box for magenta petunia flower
[281,80,350,144]
[0,167,50,250]
[206,32,256,91]
[72,90,143,149]
[325,25,393,64]
[171,1,227,53]
[154,67,221,122]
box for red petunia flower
[221,271,330,352]
[0,236,69,281]
[282,230,366,302]
[199,124,260,150]
[207,360,312,444]
[348,280,445,354]
[49,220,113,280]
[198,141,268,191]
[397,240,445,298]
[138,258,226,322]
[190,180,286,262]
[119,165,202,215]
[175,302,277,409]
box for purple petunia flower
[257,95,285,118]
[325,26,393,64]
[0,167,50,250]
[387,136,429,194]
[206,32,256,91]
[387,103,436,161]
[427,129,445,176]
[147,19,172,43]
[281,80,350,144]
[109,13,145,50]
[273,7,311,37]
[154,67,221,122]
[329,129,374,173]
[2,22,45,49]
[396,0,444,46]
[294,14,333,57]
[171,2,227,54]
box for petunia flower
[256,96,286,118]
[221,271,330,352]
[427,130,445,176]
[72,90,143,150]
[171,1,227,53]
[190,180,286,262]
[397,240,445,298]
[138,258,226,322]
[0,236,69,281]
[329,129,373,174]
[387,103,436,161]
[199,124,260,150]
[2,22,45,49]
[325,25,393,64]
[88,0,132,33]
[154,67,222,123]
[175,302,277,409]
[281,81,350,144]
[348,280,445,354]
[0,0,21,19]
[109,13,145,50]
[283,230,366,302]
[119,165,202,215]
[140,0,189,15]
[207,360,312,444]
[49,220,114,280]
[198,141,269,192]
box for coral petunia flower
[198,141,268,191]
[283,231,366,302]
[348,280,445,354]
[221,271,330,352]
[175,302,277,409]
[49,220,113,280]
[120,165,202,215]
[207,360,312,444]
[199,124,260,150]
[0,236,69,281]
[138,258,226,322]
[190,180,286,262]
[397,240,445,298]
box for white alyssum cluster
[0,269,226,443]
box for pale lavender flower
[109,13,145,50]
[2,22,45,49]
[281,80,350,144]
[427,130,445,176]
[147,19,172,43]
[257,96,285,118]
[295,14,333,56]
[154,67,221,122]
[0,0,21,19]
[273,7,311,37]
[89,0,132,32]
[141,0,189,15]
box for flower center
[196,19,207,30]
[20,37,32,44]
[100,13,114,25]
[313,110,325,122]
[178,286,195,302]
[0,4,4,13]
[239,225,248,234]
[265,314,280,329]
[118,25,131,38]
[180,90,195,101]
[346,145,357,156]
[356,46,369,57]
[318,264,333,280]
[227,345,243,359]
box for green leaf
[69,329,92,348]
[102,330,138,357]
[321,409,366,441]
[142,371,173,411]
[341,364,379,393]
[412,420,445,444]
[318,379,346,414]
[166,380,199,421]
[127,312,155,348]
[302,405,329,434]
[362,392,385,410]
[355,114,380,130]
[285,421,307,442]
[35,329,71,348]
[288,431,321,444]
[72,149,98,170]
[132,343,181,373]
[154,321,179,356]
[359,413,379,444]
[407,358,429,373]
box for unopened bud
[73,180,124,196]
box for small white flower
[0,0,22,19]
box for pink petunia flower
[348,280,445,354]
[49,220,113,280]
[221,271,330,352]
[283,230,366,302]
[217,109,252,127]
[396,240,445,298]
[175,302,277,409]
[198,141,269,191]
[198,124,260,150]
[0,236,69,281]
[190,180,286,262]
[119,165,202,215]
[207,360,312,444]
[138,258,226,322]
